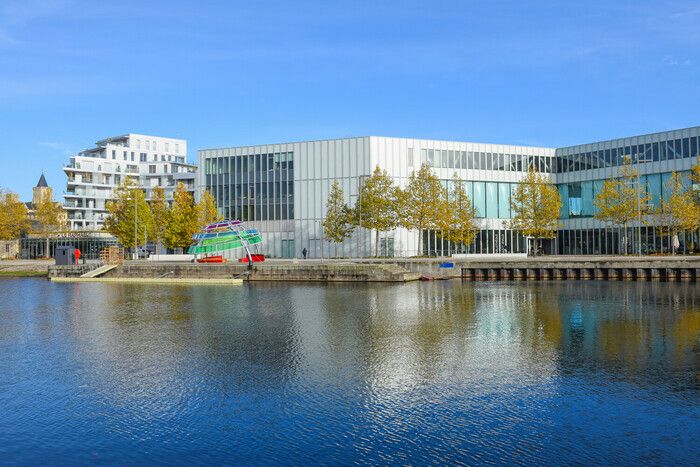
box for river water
[0,278,698,465]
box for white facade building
[199,137,555,258]
[199,126,700,258]
[64,134,196,230]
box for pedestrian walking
[302,247,307,259]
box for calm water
[0,279,698,465]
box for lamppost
[316,219,324,260]
[133,189,138,260]
[357,175,367,259]
[636,154,653,256]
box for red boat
[197,255,226,263]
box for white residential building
[64,134,196,230]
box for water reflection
[0,278,697,464]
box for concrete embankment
[366,256,700,281]
[0,260,53,277]
[48,261,421,283]
[46,256,700,283]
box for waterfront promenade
[39,255,700,283]
[0,260,52,277]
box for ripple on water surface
[0,278,698,465]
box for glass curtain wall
[556,135,699,173]
[418,149,554,173]
[556,228,698,255]
[204,152,294,222]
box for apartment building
[64,134,196,230]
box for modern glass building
[199,125,700,258]
[556,126,700,255]
[199,138,555,258]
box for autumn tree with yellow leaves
[322,180,354,244]
[149,186,168,254]
[652,172,700,254]
[509,167,562,255]
[350,165,401,257]
[444,174,479,253]
[162,183,198,251]
[594,157,650,254]
[400,164,451,256]
[197,190,222,227]
[104,179,153,252]
[0,189,30,240]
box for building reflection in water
[1,278,698,464]
[53,280,700,401]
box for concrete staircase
[80,263,119,278]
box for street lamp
[357,175,367,259]
[133,189,138,260]
[636,154,653,256]
[316,219,324,260]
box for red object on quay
[238,254,265,263]
[197,256,226,263]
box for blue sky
[1,0,699,199]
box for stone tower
[32,173,51,205]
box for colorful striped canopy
[188,220,263,255]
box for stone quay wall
[46,256,700,282]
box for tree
[690,156,700,206]
[149,186,168,255]
[322,180,354,243]
[34,187,67,257]
[400,164,451,256]
[444,174,479,252]
[652,172,700,254]
[163,182,198,251]
[509,167,562,255]
[0,189,29,240]
[104,179,153,253]
[197,190,221,227]
[350,165,401,257]
[593,157,650,254]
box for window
[485,182,498,218]
[165,142,169,152]
[568,183,582,217]
[111,150,116,159]
[149,165,156,174]
[407,148,414,167]
[140,153,147,162]
[175,144,179,153]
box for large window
[414,148,552,173]
[556,136,699,173]
[205,151,294,222]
